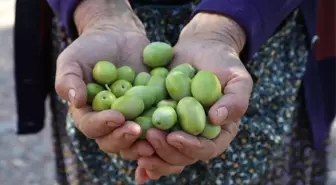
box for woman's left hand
[135,13,253,183]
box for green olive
[110,80,132,97]
[191,71,222,107]
[147,75,167,104]
[150,67,169,77]
[200,120,221,139]
[165,71,191,101]
[111,95,145,120]
[135,117,153,139]
[86,83,104,104]
[157,99,177,109]
[143,42,174,68]
[176,97,206,135]
[170,63,196,78]
[141,107,157,117]
[134,72,151,86]
[92,90,116,111]
[117,66,135,83]
[124,86,157,109]
[152,106,177,130]
[92,61,118,85]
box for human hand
[136,13,253,183]
[55,0,154,157]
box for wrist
[74,0,144,35]
[181,12,246,53]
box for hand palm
[55,30,150,106]
[171,39,246,84]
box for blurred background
[0,0,55,184]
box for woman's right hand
[55,0,154,158]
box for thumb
[208,71,253,125]
[55,51,87,108]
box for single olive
[176,97,206,135]
[92,90,116,111]
[92,61,118,85]
[170,63,196,78]
[110,80,132,97]
[111,95,145,120]
[191,71,222,107]
[117,66,135,83]
[141,107,157,117]
[200,120,221,139]
[143,42,174,68]
[165,71,191,101]
[157,99,177,109]
[87,83,104,104]
[135,117,153,139]
[124,86,157,109]
[152,106,177,130]
[147,75,167,104]
[150,67,169,77]
[134,72,151,86]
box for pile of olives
[87,42,222,140]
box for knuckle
[243,74,254,91]
[77,122,97,139]
[229,102,248,120]
[81,130,97,139]
[79,127,96,139]
[120,150,137,160]
[57,47,76,66]
[80,125,102,139]
[96,139,118,153]
[236,102,249,116]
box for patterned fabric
[50,19,92,185]
[50,1,327,185]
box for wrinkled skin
[135,13,253,183]
[55,0,155,162]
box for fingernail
[217,107,228,122]
[68,89,76,104]
[170,142,183,149]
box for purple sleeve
[46,0,81,39]
[193,0,304,62]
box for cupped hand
[55,0,154,157]
[136,13,253,183]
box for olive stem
[105,84,111,91]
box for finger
[146,129,196,166]
[135,167,150,184]
[208,71,253,125]
[55,51,88,108]
[212,120,240,155]
[119,140,155,160]
[69,105,125,138]
[145,170,161,180]
[95,121,141,153]
[168,121,240,161]
[138,156,184,176]
[167,131,216,161]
